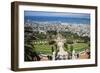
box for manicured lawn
[73,43,89,49]
[34,42,89,55]
[73,43,89,52]
[34,43,52,55]
[64,43,89,52]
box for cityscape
[24,11,90,61]
[25,21,90,37]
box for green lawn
[73,43,88,48]
[34,43,52,55]
[64,43,89,52]
[34,42,89,55]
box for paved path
[79,52,89,59]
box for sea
[24,16,90,24]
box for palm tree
[69,45,74,59]
[24,25,40,61]
[24,44,34,61]
[24,43,40,61]
[49,40,56,52]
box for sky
[24,11,90,24]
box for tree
[64,43,68,51]
[69,45,74,59]
[24,44,34,61]
[24,43,40,61]
[70,45,73,53]
[49,40,56,52]
[24,26,40,61]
